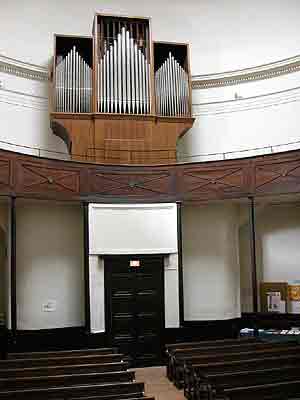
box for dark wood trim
[164,318,240,345]
[83,202,91,333]
[248,197,258,313]
[0,147,300,203]
[6,327,106,353]
[177,202,184,326]
[240,312,300,332]
[10,196,17,343]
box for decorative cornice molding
[192,54,300,89]
[0,55,49,81]
[1,52,300,89]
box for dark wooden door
[104,255,164,367]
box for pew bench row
[166,337,300,400]
[0,347,155,400]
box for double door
[105,255,164,367]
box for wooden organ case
[50,14,194,165]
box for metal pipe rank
[155,52,189,117]
[97,23,150,114]
[55,46,92,113]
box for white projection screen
[89,203,178,255]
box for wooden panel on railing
[15,160,81,196]
[88,168,175,199]
[255,152,300,196]
[0,148,300,202]
[180,160,252,201]
[0,157,12,195]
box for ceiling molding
[0,55,49,81]
[1,53,300,89]
[192,54,300,89]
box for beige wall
[239,203,300,312]
[256,204,300,282]
[182,203,241,321]
[16,202,84,330]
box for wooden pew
[166,336,258,352]
[0,353,124,369]
[170,340,277,379]
[184,352,300,399]
[166,337,258,380]
[69,397,154,400]
[222,380,300,400]
[0,370,135,390]
[8,347,118,359]
[0,347,156,400]
[201,367,300,400]
[0,361,128,378]
[170,340,297,385]
[173,342,300,388]
[0,381,146,400]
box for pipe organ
[55,46,92,113]
[155,49,190,117]
[50,14,194,165]
[96,18,151,115]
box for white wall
[1,0,300,74]
[182,204,241,320]
[1,1,300,162]
[239,203,300,312]
[16,202,84,330]
[89,255,105,333]
[257,205,300,283]
[0,71,69,157]
[164,253,180,328]
[89,204,178,254]
[178,70,300,162]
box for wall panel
[182,204,241,321]
[89,203,178,255]
[16,203,84,330]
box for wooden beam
[248,196,258,313]
[10,196,17,342]
[83,202,91,333]
[177,202,184,326]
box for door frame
[104,254,166,363]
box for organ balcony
[50,13,195,165]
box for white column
[164,253,180,328]
[89,256,105,333]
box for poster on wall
[266,291,281,312]
[260,282,288,313]
[288,282,300,313]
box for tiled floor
[134,366,185,400]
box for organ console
[50,14,194,165]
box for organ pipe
[97,22,151,114]
[54,18,191,117]
[155,52,189,117]
[55,46,92,113]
